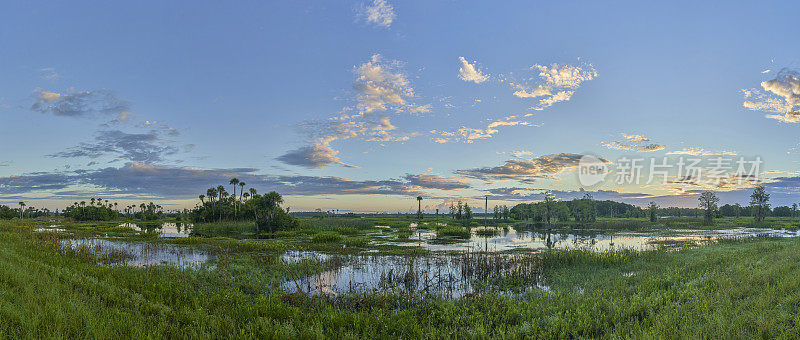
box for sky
[1,0,799,212]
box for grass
[5,218,800,337]
[435,226,471,239]
[311,232,342,243]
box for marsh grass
[311,232,342,243]
[5,219,800,337]
[436,226,471,239]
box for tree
[750,185,770,222]
[250,191,297,233]
[543,191,555,225]
[698,191,719,225]
[463,202,472,221]
[18,202,25,219]
[647,201,658,223]
[416,196,423,222]
[239,181,246,219]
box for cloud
[666,147,737,156]
[48,130,180,164]
[31,88,130,119]
[352,54,425,115]
[0,164,469,200]
[458,57,489,83]
[742,69,800,123]
[277,142,358,169]
[510,62,597,110]
[432,115,536,143]
[360,0,396,28]
[455,153,595,183]
[279,54,425,169]
[485,187,653,201]
[510,150,533,158]
[602,133,666,152]
[39,68,59,80]
[403,174,470,190]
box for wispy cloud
[39,67,59,80]
[431,114,536,143]
[359,0,396,28]
[31,88,130,120]
[48,130,180,164]
[485,187,652,201]
[602,133,666,152]
[742,68,800,123]
[458,57,489,84]
[455,153,598,183]
[0,164,469,200]
[510,62,597,110]
[666,147,737,156]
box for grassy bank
[3,224,800,337]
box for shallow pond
[62,238,211,268]
[392,226,800,252]
[121,222,194,238]
[282,252,548,297]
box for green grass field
[2,218,800,338]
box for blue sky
[1,1,799,212]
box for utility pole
[484,196,488,228]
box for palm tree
[18,202,25,219]
[239,181,246,219]
[229,178,240,217]
[217,185,226,221]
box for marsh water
[282,252,548,297]
[388,226,800,252]
[43,223,800,297]
[62,238,210,268]
[288,225,800,296]
[120,222,194,237]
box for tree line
[188,178,297,232]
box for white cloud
[602,133,666,152]
[510,150,533,158]
[458,57,489,84]
[360,0,396,28]
[432,116,537,143]
[353,54,425,115]
[279,54,426,169]
[666,147,737,156]
[742,69,800,123]
[510,62,597,110]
